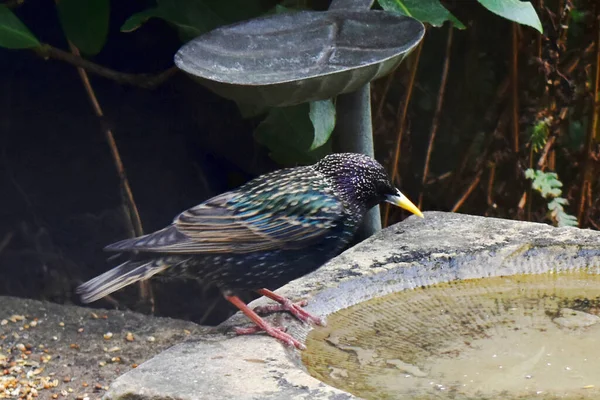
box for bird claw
[254,299,325,326]
[254,289,326,326]
[254,299,308,314]
[234,325,305,350]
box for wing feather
[104,169,346,254]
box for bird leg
[225,294,306,350]
[253,288,325,326]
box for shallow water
[302,271,600,399]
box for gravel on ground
[0,296,209,400]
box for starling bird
[77,153,423,349]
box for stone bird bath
[105,212,600,399]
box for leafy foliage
[530,119,549,153]
[566,118,587,150]
[254,103,333,165]
[377,0,465,28]
[525,169,577,227]
[0,0,546,167]
[0,5,39,49]
[57,0,110,55]
[121,0,265,42]
[526,169,562,197]
[547,198,578,227]
[308,100,336,151]
[377,0,542,32]
[477,0,543,33]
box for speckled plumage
[77,153,422,349]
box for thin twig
[517,136,557,213]
[537,136,557,169]
[35,44,177,90]
[457,109,509,213]
[67,45,145,238]
[564,42,595,74]
[198,295,222,325]
[451,170,483,212]
[67,42,153,311]
[487,163,496,206]
[511,23,520,153]
[589,215,600,230]
[383,40,424,226]
[425,171,452,185]
[537,0,544,59]
[557,0,571,47]
[456,78,509,179]
[374,70,397,121]
[526,141,535,221]
[418,27,452,209]
[578,8,600,225]
[3,0,24,8]
[0,231,14,256]
[518,192,527,210]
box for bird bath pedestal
[174,2,425,239]
[105,212,600,400]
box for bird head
[313,153,423,218]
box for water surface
[303,271,600,399]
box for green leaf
[254,104,332,165]
[271,0,310,14]
[235,101,270,119]
[0,5,40,49]
[121,8,163,33]
[555,211,578,227]
[548,197,577,227]
[526,169,577,227]
[57,0,109,55]
[477,0,543,33]
[121,0,266,42]
[524,168,535,180]
[120,0,223,42]
[530,119,549,153]
[525,169,563,198]
[309,100,336,150]
[570,9,586,24]
[547,197,568,210]
[377,0,465,29]
[567,119,586,150]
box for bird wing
[104,184,346,254]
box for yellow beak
[385,190,424,218]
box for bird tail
[77,259,169,303]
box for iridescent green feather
[104,167,348,254]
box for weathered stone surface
[104,212,600,400]
[106,333,354,400]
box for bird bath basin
[174,9,424,107]
[303,272,600,399]
[105,212,600,400]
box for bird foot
[234,325,305,350]
[253,299,325,326]
[225,294,306,350]
[255,289,326,326]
